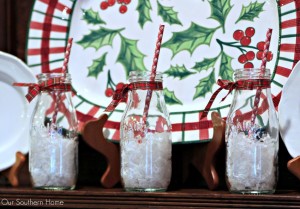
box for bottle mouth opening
[129,71,163,82]
[234,68,270,80]
[37,73,71,83]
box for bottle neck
[234,68,270,81]
[129,71,162,83]
[37,73,71,84]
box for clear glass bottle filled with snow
[225,68,279,194]
[29,73,78,190]
[120,71,172,192]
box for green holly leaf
[164,65,195,80]
[193,70,215,100]
[209,0,232,33]
[219,52,233,81]
[77,28,122,50]
[117,35,146,78]
[87,52,107,79]
[82,8,105,25]
[193,56,219,72]
[162,22,217,57]
[137,0,152,28]
[157,1,182,26]
[163,88,183,105]
[235,1,265,23]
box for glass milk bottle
[225,68,279,194]
[29,73,78,190]
[120,71,172,192]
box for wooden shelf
[1,187,300,208]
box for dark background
[0,0,34,61]
[0,0,299,191]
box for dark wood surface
[1,0,300,208]
[1,187,300,208]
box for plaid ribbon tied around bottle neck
[200,79,271,120]
[105,81,163,112]
[13,77,72,103]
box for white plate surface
[0,51,36,171]
[279,61,300,158]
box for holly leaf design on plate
[193,56,219,72]
[164,65,195,80]
[193,70,215,100]
[82,8,106,25]
[219,52,233,81]
[117,35,146,78]
[137,0,152,28]
[162,22,218,58]
[77,28,122,50]
[163,88,183,105]
[209,0,232,33]
[87,52,107,79]
[157,1,182,26]
[235,1,265,23]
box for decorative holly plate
[26,0,300,143]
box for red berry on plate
[244,62,254,68]
[240,36,251,46]
[119,5,127,13]
[267,51,273,61]
[100,1,109,10]
[256,51,263,60]
[116,82,124,89]
[108,0,115,6]
[245,27,255,37]
[246,51,255,61]
[123,0,131,4]
[238,54,248,64]
[105,88,114,97]
[233,30,244,41]
[257,41,265,51]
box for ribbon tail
[26,85,40,103]
[105,100,122,112]
[13,82,36,87]
[220,88,233,102]
[25,94,34,103]
[105,84,130,112]
[13,83,25,87]
[200,87,223,120]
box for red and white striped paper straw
[142,25,165,124]
[251,28,272,126]
[62,38,73,73]
[52,37,73,124]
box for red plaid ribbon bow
[13,77,71,102]
[105,81,163,112]
[200,79,271,120]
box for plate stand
[81,112,225,190]
[287,156,300,181]
[190,112,225,190]
[0,152,27,187]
